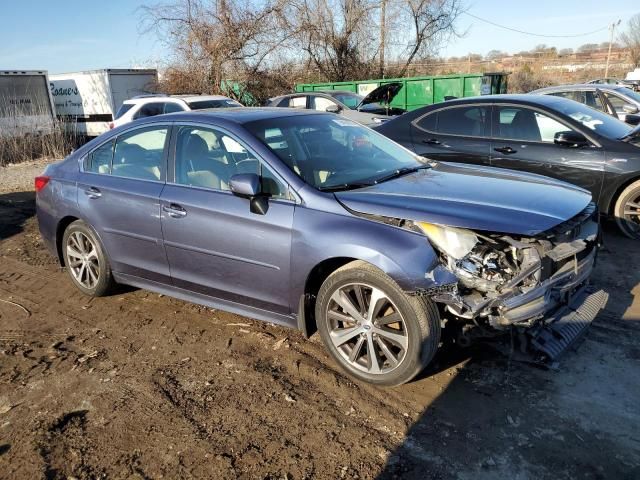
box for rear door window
[416,106,489,137]
[111,127,168,181]
[163,102,185,113]
[133,103,165,119]
[288,96,308,109]
[310,96,336,112]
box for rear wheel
[316,261,440,386]
[614,180,640,239]
[62,220,115,296]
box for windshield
[328,92,363,109]
[550,99,633,139]
[187,99,242,110]
[617,88,640,104]
[244,114,426,191]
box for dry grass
[0,124,78,167]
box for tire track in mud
[0,255,424,478]
[37,409,106,480]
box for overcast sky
[0,0,638,73]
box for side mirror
[554,131,589,148]
[623,104,639,114]
[325,104,341,114]
[229,173,269,215]
[626,114,640,126]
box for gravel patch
[0,157,59,193]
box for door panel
[77,175,169,281]
[77,125,170,282]
[161,188,294,313]
[161,124,294,314]
[490,105,605,199]
[410,105,491,166]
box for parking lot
[0,160,637,479]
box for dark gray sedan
[36,108,605,385]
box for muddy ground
[0,164,639,479]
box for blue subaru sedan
[36,108,606,385]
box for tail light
[108,122,114,130]
[35,175,50,192]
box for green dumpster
[295,73,508,111]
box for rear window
[115,103,134,119]
[187,99,242,110]
[416,106,489,137]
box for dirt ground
[0,160,639,479]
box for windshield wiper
[372,165,431,184]
[318,182,375,192]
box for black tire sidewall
[62,220,112,297]
[316,263,438,386]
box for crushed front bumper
[527,287,608,362]
[428,203,607,362]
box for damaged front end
[417,203,608,364]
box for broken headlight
[416,222,478,260]
[417,222,540,294]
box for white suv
[111,94,243,129]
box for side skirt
[113,272,299,330]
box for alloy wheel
[66,231,100,289]
[623,195,640,233]
[326,283,408,374]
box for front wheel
[316,261,441,386]
[614,179,640,239]
[62,220,115,296]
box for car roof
[276,90,358,98]
[158,107,327,124]
[532,84,628,93]
[433,93,571,107]
[124,94,234,104]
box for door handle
[84,187,102,199]
[162,203,187,218]
[422,138,441,145]
[494,146,517,155]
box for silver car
[266,83,405,126]
[532,84,640,125]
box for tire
[315,260,440,386]
[614,179,640,239]
[62,220,115,297]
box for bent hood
[335,162,592,236]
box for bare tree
[620,13,640,68]
[282,0,462,81]
[391,0,463,77]
[282,0,378,82]
[140,0,288,98]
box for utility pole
[605,19,621,78]
[379,0,386,78]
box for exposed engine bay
[419,203,608,363]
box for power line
[462,11,609,38]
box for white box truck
[0,70,56,138]
[49,69,158,137]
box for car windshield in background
[245,114,426,191]
[552,100,633,139]
[328,92,363,109]
[187,99,242,110]
[619,88,640,104]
